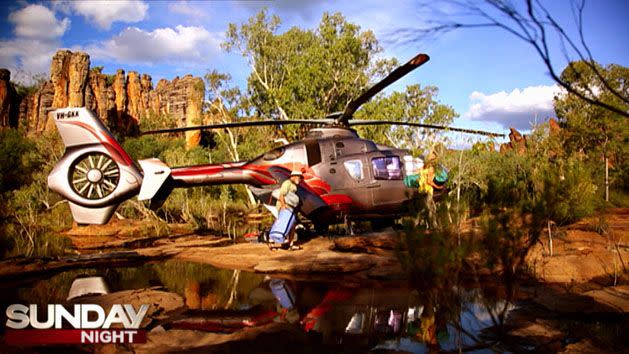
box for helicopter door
[369,156,406,206]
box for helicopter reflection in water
[292,284,514,352]
[12,263,515,352]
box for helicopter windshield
[263,147,285,161]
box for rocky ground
[1,209,627,353]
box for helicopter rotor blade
[348,119,505,137]
[141,119,337,135]
[339,53,430,123]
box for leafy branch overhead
[223,9,453,145]
[223,10,396,122]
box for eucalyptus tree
[223,9,396,138]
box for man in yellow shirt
[418,157,443,228]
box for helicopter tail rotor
[47,108,143,224]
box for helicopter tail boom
[169,163,276,187]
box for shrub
[0,131,71,258]
[0,129,38,193]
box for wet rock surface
[1,210,627,353]
[72,288,184,328]
[132,323,314,354]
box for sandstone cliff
[1,50,205,148]
[499,118,561,154]
[0,69,20,129]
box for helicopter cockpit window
[371,156,402,180]
[343,160,364,181]
[263,147,285,161]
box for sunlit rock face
[499,118,561,154]
[12,50,205,148]
[0,68,12,128]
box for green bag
[434,167,448,186]
[404,174,420,188]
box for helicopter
[47,53,503,228]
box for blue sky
[0,0,627,139]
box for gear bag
[269,208,297,244]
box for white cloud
[0,4,70,83]
[464,85,560,130]
[167,1,209,20]
[8,4,70,40]
[71,0,148,30]
[87,25,221,65]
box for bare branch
[397,0,628,118]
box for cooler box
[269,208,297,244]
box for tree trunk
[605,157,609,202]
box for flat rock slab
[582,285,629,313]
[333,231,401,255]
[0,250,178,281]
[66,220,194,250]
[177,237,396,277]
[530,284,628,314]
[254,251,376,273]
[526,208,629,284]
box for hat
[290,170,303,177]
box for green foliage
[442,122,599,225]
[478,208,546,296]
[204,70,275,162]
[554,60,629,191]
[139,111,178,131]
[0,132,71,259]
[13,73,47,97]
[398,200,467,289]
[355,84,458,153]
[122,135,181,162]
[224,9,395,138]
[0,129,38,193]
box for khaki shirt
[276,179,297,209]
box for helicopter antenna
[337,53,430,125]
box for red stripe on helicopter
[170,164,276,185]
[245,163,332,194]
[170,162,330,192]
[321,194,353,210]
[242,170,276,185]
[61,121,134,166]
[170,165,225,176]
